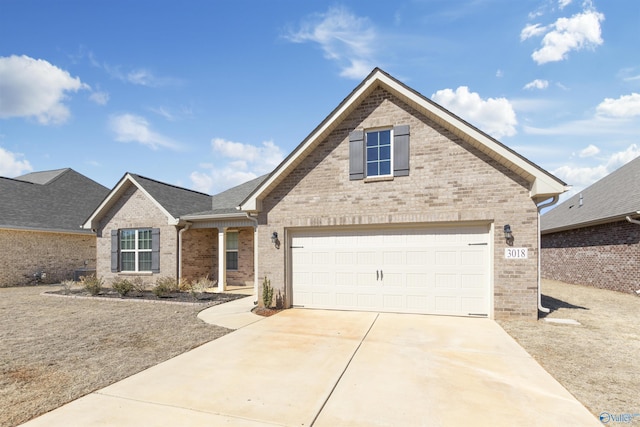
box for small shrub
[112,278,134,297]
[189,276,215,300]
[153,276,178,298]
[131,277,147,294]
[262,276,274,308]
[60,280,75,295]
[81,275,103,296]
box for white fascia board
[180,212,252,221]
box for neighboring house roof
[0,168,109,234]
[240,68,567,213]
[541,156,640,234]
[83,173,212,229]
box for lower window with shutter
[111,228,160,273]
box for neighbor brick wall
[96,185,178,285]
[0,229,96,287]
[181,227,254,286]
[257,87,539,319]
[542,220,640,294]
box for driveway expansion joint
[309,312,380,426]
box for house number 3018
[505,248,528,259]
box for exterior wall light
[503,224,514,246]
[271,232,280,249]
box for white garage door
[291,225,490,317]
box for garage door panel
[291,226,490,316]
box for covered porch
[178,214,258,295]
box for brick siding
[257,87,539,319]
[0,229,96,287]
[542,220,640,294]
[181,227,254,286]
[96,185,178,285]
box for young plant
[262,276,274,308]
[60,280,75,295]
[131,277,147,295]
[152,276,178,297]
[112,278,134,297]
[81,275,103,296]
[189,276,214,300]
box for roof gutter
[537,195,560,315]
[626,211,640,225]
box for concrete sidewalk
[197,295,263,329]
[21,310,599,427]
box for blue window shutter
[151,228,160,273]
[111,230,119,273]
[349,130,365,180]
[393,125,410,177]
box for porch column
[253,226,259,296]
[217,227,227,293]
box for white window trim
[226,231,239,271]
[365,127,394,178]
[120,229,152,272]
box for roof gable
[1,169,109,233]
[83,173,212,230]
[542,156,640,233]
[240,68,567,212]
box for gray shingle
[1,169,109,233]
[541,156,640,232]
[128,174,213,218]
[186,174,269,217]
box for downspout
[178,222,192,281]
[626,211,640,225]
[536,196,559,314]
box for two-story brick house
[85,69,567,319]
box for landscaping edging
[42,290,245,307]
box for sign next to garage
[505,248,528,259]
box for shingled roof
[128,174,212,218]
[185,174,268,217]
[1,168,109,233]
[541,156,640,233]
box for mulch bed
[45,288,247,306]
[252,307,284,317]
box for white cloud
[523,79,549,90]
[0,146,32,177]
[558,0,573,9]
[285,6,376,79]
[578,144,599,157]
[596,93,640,118]
[520,23,548,41]
[89,90,109,105]
[528,9,605,64]
[109,113,180,150]
[553,144,640,193]
[190,138,285,193]
[496,69,504,78]
[0,55,89,125]
[431,87,518,139]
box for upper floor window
[349,125,410,181]
[366,129,392,177]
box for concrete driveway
[22,309,599,426]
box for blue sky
[1,0,638,201]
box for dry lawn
[499,279,640,419]
[0,285,232,427]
